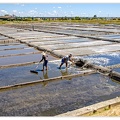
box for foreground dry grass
[90,104,120,116]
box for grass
[0,19,120,25]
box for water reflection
[60,68,72,80]
[42,81,48,87]
[41,68,72,87]
[60,68,69,76]
[41,71,49,87]
[43,70,49,79]
[39,70,49,79]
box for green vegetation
[0,16,120,25]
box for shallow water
[0,47,38,56]
[99,34,120,39]
[113,68,120,73]
[0,53,57,66]
[0,44,28,51]
[0,73,120,116]
[0,60,80,87]
[0,24,120,116]
[0,35,9,40]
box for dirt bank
[90,104,120,116]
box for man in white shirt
[59,54,74,69]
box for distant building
[0,15,16,20]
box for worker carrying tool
[58,54,74,69]
[30,51,48,74]
[39,51,48,71]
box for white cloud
[28,10,39,17]
[58,7,61,9]
[53,10,57,13]
[0,10,8,14]
[82,13,86,14]
[12,10,18,16]
[47,12,54,16]
[13,10,17,13]
[29,10,37,13]
[19,11,23,14]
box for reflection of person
[43,70,48,79]
[39,51,48,71]
[42,81,48,87]
[42,71,48,87]
[60,69,68,76]
[60,69,72,80]
[59,54,74,69]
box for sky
[0,2,120,17]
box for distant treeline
[0,15,120,21]
[0,15,120,25]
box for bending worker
[39,51,48,71]
[59,54,74,69]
